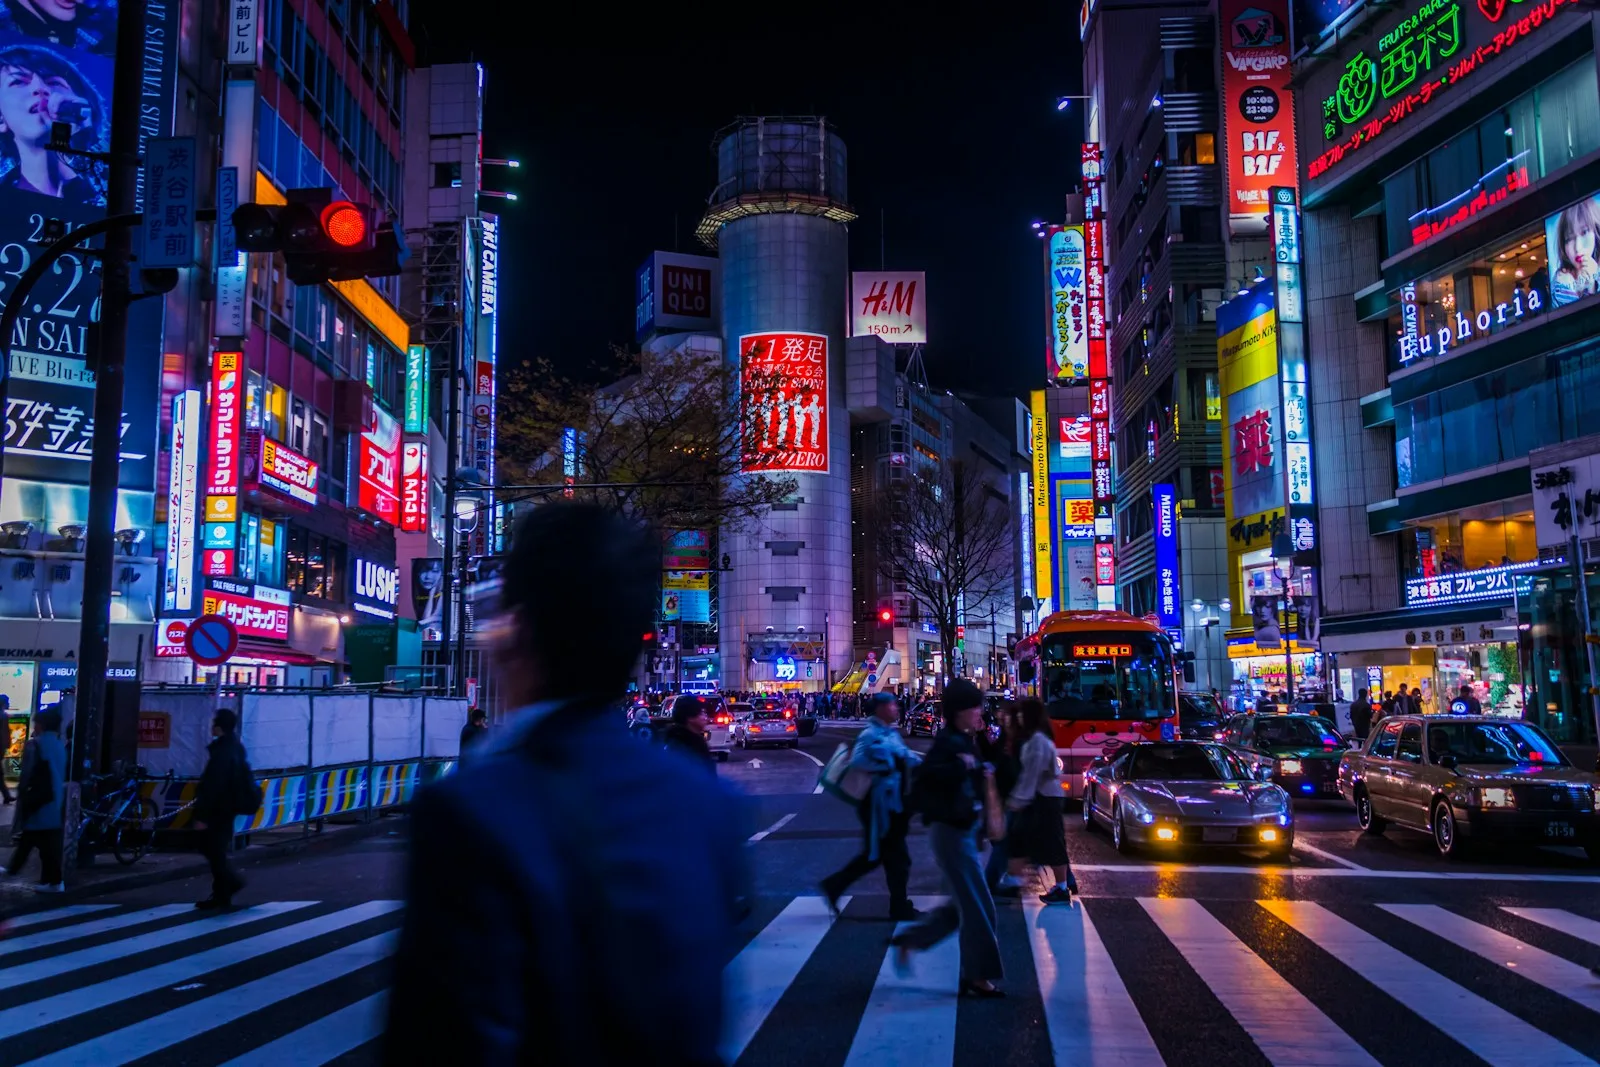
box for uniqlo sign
[739,332,829,474]
[201,588,289,640]
[206,352,244,497]
[401,441,428,532]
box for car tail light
[784,709,793,719]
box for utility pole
[438,357,462,695]
[75,0,148,781]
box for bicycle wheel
[111,796,159,865]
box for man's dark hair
[214,707,237,733]
[469,708,488,724]
[501,503,660,702]
[941,678,983,722]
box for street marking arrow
[749,759,764,769]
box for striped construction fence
[135,759,448,834]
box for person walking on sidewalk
[891,680,1004,997]
[1006,699,1077,905]
[820,692,921,921]
[192,708,253,910]
[4,707,66,892]
[982,703,1023,896]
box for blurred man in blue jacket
[384,504,746,1066]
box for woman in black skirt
[1005,699,1077,904]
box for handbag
[982,773,1006,842]
[234,759,264,817]
[20,744,53,811]
[818,742,871,804]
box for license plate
[1546,821,1577,839]
[1201,827,1235,843]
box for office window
[257,518,285,588]
[263,381,288,442]
[290,398,309,453]
[434,161,461,189]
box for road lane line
[0,901,319,993]
[1383,904,1600,1013]
[792,748,825,768]
[22,932,398,1066]
[0,901,397,1040]
[1292,840,1368,870]
[1261,900,1593,1066]
[1501,907,1600,946]
[720,895,843,1063]
[1058,864,1600,882]
[1025,898,1162,1066]
[218,991,385,1067]
[0,906,195,957]
[748,813,797,842]
[0,907,116,933]
[843,897,956,1067]
[1144,898,1378,1065]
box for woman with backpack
[1006,698,1077,905]
[892,680,1004,997]
[4,707,67,892]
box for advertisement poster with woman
[1546,195,1600,308]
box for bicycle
[74,766,174,865]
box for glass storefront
[1398,504,1537,583]
[1518,567,1600,745]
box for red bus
[1014,610,1179,799]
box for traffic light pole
[75,0,147,782]
[438,356,462,696]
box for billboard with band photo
[0,0,173,493]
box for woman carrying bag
[1007,699,1077,905]
[4,707,67,892]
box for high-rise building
[398,62,504,706]
[699,118,855,693]
[1078,0,1233,687]
[1290,0,1599,741]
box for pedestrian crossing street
[0,892,1597,1065]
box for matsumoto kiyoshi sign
[1308,0,1579,182]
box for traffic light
[956,625,966,640]
[232,188,407,285]
[878,607,893,625]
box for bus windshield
[1039,634,1173,721]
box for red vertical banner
[206,352,244,498]
[1220,0,1298,234]
[1084,219,1107,378]
[1083,142,1116,608]
[739,332,830,474]
[401,440,429,532]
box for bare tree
[876,460,1015,684]
[497,345,797,532]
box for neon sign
[1073,643,1133,658]
[1409,155,1531,245]
[1398,285,1543,361]
[1311,0,1575,180]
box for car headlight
[1277,758,1303,775]
[1478,787,1515,809]
[1138,812,1155,825]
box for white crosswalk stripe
[0,894,1596,1065]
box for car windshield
[1040,634,1173,721]
[1129,745,1239,781]
[752,710,787,721]
[1181,693,1221,723]
[1253,716,1342,748]
[729,704,753,715]
[1426,721,1567,765]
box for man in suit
[384,504,746,1066]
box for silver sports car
[1082,741,1294,859]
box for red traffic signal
[878,607,893,624]
[229,188,399,285]
[321,201,369,248]
[956,625,966,640]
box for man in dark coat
[384,504,747,1066]
[192,708,250,910]
[661,695,715,770]
[458,708,489,760]
[1350,688,1374,740]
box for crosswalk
[0,892,1597,1065]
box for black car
[905,702,939,737]
[1178,692,1224,741]
[795,705,818,737]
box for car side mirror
[1255,763,1274,781]
[1436,752,1458,769]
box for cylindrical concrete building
[699,117,854,693]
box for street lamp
[1272,533,1297,704]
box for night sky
[409,10,1083,398]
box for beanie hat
[941,679,983,720]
